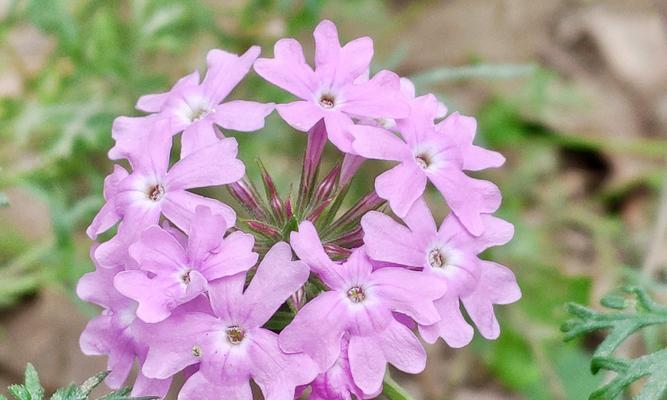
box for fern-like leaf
[562,286,667,399]
[2,365,157,400]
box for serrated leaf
[563,287,667,399]
[78,371,109,397]
[49,384,81,400]
[8,384,30,400]
[24,364,44,400]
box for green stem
[382,374,415,400]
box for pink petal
[369,268,445,325]
[279,291,349,370]
[313,20,373,87]
[80,316,134,388]
[336,37,374,86]
[202,230,258,280]
[131,373,171,399]
[436,113,505,171]
[114,270,183,323]
[179,371,251,400]
[254,39,319,100]
[350,125,410,161]
[207,273,248,322]
[213,100,274,132]
[161,190,236,232]
[136,71,200,112]
[180,120,219,158]
[93,205,161,269]
[429,168,501,236]
[241,242,309,327]
[142,312,218,379]
[76,265,129,309]
[439,214,514,255]
[129,225,187,274]
[375,162,427,218]
[186,206,228,266]
[202,46,260,104]
[87,165,129,238]
[402,197,438,242]
[347,335,385,395]
[86,202,120,240]
[398,94,442,145]
[361,211,424,267]
[290,221,345,288]
[419,293,474,347]
[340,71,409,119]
[110,117,174,175]
[462,261,520,340]
[248,329,318,399]
[166,138,245,190]
[324,111,355,153]
[276,101,324,132]
[313,19,341,67]
[377,319,427,374]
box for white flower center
[428,248,447,268]
[180,269,192,285]
[188,105,212,122]
[226,325,245,345]
[346,286,366,303]
[192,345,202,357]
[415,153,432,170]
[146,184,165,202]
[319,94,336,109]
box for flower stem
[382,374,415,400]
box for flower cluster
[80,20,520,400]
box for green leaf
[563,287,667,399]
[7,385,30,400]
[24,364,44,400]
[78,371,109,397]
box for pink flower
[361,198,521,347]
[77,254,173,398]
[113,206,258,323]
[112,47,273,159]
[309,336,377,400]
[350,95,504,235]
[254,20,409,153]
[140,242,318,400]
[281,221,445,395]
[89,128,244,268]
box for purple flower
[254,20,409,153]
[140,242,318,400]
[281,221,445,395]
[89,128,244,268]
[361,198,521,347]
[77,254,173,398]
[350,95,504,235]
[112,47,273,159]
[309,336,377,400]
[113,206,258,323]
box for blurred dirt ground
[1,0,667,399]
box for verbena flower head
[80,20,520,400]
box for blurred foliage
[563,287,667,399]
[1,364,156,400]
[1,1,666,399]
